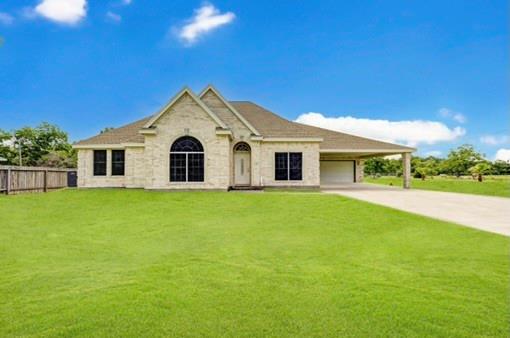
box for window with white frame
[170,136,204,182]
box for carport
[319,149,413,188]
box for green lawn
[365,175,510,197]
[0,189,508,337]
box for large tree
[1,123,76,167]
[442,145,484,177]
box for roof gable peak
[143,86,228,129]
[199,85,261,136]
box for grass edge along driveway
[365,175,510,197]
[1,189,508,337]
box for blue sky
[0,0,508,160]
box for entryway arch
[233,142,251,186]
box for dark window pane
[171,136,203,152]
[275,152,288,180]
[170,153,187,182]
[111,150,125,176]
[188,153,204,182]
[289,152,302,180]
[93,150,106,176]
[234,142,250,152]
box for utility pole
[15,136,22,166]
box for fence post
[6,168,11,195]
[43,170,48,192]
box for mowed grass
[0,189,508,337]
[365,175,510,197]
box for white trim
[73,144,125,149]
[250,135,263,141]
[199,85,261,136]
[215,129,233,136]
[262,137,323,142]
[73,143,146,149]
[320,148,415,153]
[143,86,228,129]
[139,128,156,135]
[121,142,145,147]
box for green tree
[36,149,77,168]
[383,159,402,176]
[492,160,510,175]
[0,129,16,164]
[442,145,484,177]
[415,166,432,180]
[1,123,76,167]
[468,162,492,182]
[364,158,386,176]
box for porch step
[228,186,264,191]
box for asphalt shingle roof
[230,101,413,151]
[75,101,413,152]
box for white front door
[234,152,251,185]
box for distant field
[365,175,510,197]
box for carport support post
[402,152,411,189]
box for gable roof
[230,101,414,152]
[74,116,150,146]
[74,89,414,153]
[144,87,228,130]
[199,85,261,136]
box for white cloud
[176,4,235,45]
[106,11,121,23]
[34,0,87,25]
[0,12,14,25]
[480,135,508,146]
[439,107,466,124]
[122,0,132,5]
[495,149,510,162]
[295,112,466,147]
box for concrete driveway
[322,183,510,236]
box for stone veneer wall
[200,90,257,187]
[355,159,364,183]
[258,142,320,187]
[125,147,146,188]
[77,149,126,188]
[143,93,231,190]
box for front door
[234,152,251,186]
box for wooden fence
[0,166,76,195]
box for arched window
[234,142,250,152]
[170,136,204,182]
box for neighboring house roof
[74,90,414,153]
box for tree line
[0,123,77,168]
[364,145,510,181]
